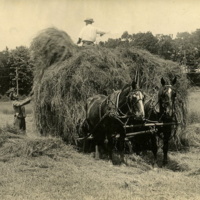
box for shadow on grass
[125,151,190,172]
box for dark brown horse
[141,77,178,166]
[157,77,177,165]
[80,81,145,163]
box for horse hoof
[162,162,168,168]
[153,168,159,172]
[108,160,113,166]
[153,163,159,169]
[153,164,159,171]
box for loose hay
[30,27,77,91]
[0,129,64,158]
[30,27,76,71]
[30,28,189,145]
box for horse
[125,91,159,167]
[126,77,178,167]
[141,77,178,166]
[157,76,178,165]
[79,81,145,164]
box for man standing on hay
[77,18,107,46]
[7,88,32,134]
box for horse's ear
[172,76,177,85]
[131,81,138,90]
[161,77,166,86]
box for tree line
[0,46,33,96]
[100,29,200,71]
[1,29,200,96]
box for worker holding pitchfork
[7,88,32,134]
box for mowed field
[0,90,200,200]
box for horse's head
[120,81,145,120]
[158,77,177,118]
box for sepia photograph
[0,0,200,199]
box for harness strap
[83,110,110,141]
[116,92,120,109]
[84,92,124,140]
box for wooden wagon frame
[77,114,179,142]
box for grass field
[187,89,200,124]
[0,101,33,115]
[0,89,200,200]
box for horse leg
[83,140,86,152]
[92,136,100,159]
[118,132,126,164]
[151,135,158,167]
[163,139,168,166]
[163,130,171,166]
[106,135,113,161]
[95,144,100,160]
[125,138,133,154]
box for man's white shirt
[79,24,105,42]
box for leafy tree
[8,46,33,95]
[130,32,158,54]
[156,34,174,59]
[190,29,200,58]
[0,47,10,95]
[174,31,199,68]
[121,31,130,41]
[100,38,124,48]
[99,28,200,71]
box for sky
[0,0,200,51]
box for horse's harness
[107,89,144,119]
[146,85,179,140]
[82,86,179,142]
[85,88,144,138]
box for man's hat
[6,87,16,96]
[9,92,18,100]
[6,88,18,100]
[84,18,94,23]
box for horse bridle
[159,85,177,120]
[118,89,145,118]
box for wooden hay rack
[77,118,179,141]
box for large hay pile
[30,28,189,144]
[30,27,77,89]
